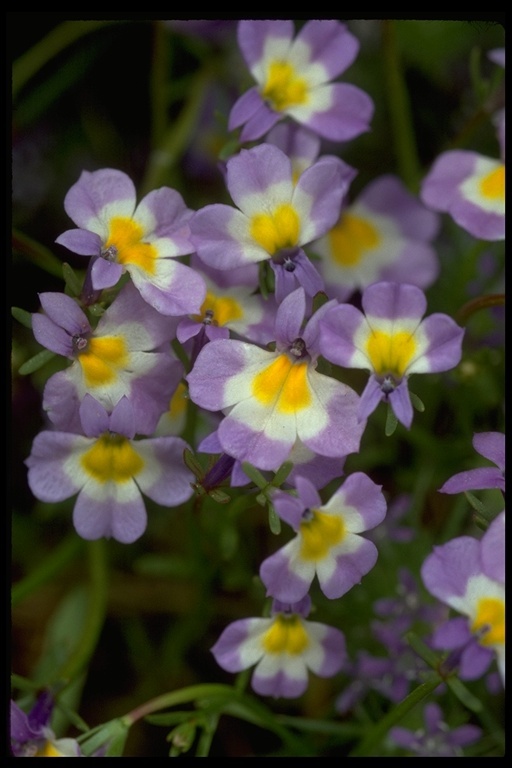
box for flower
[189,142,355,302]
[389,702,482,756]
[420,150,504,241]
[32,281,182,435]
[186,286,365,471]
[439,431,505,494]
[211,595,346,698]
[228,20,374,143]
[319,281,465,429]
[420,511,505,683]
[10,691,82,757]
[25,395,195,543]
[311,174,440,302]
[260,473,386,602]
[55,168,206,315]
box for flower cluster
[12,18,504,759]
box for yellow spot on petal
[250,204,300,255]
[81,433,144,484]
[365,330,416,378]
[169,381,188,420]
[262,60,308,112]
[78,336,129,387]
[262,614,310,655]
[299,509,345,561]
[329,212,381,267]
[472,596,505,646]
[106,216,157,275]
[193,291,243,326]
[252,354,311,413]
[35,741,68,757]
[479,165,505,201]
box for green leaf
[62,262,83,297]
[410,391,426,412]
[241,462,267,489]
[268,503,281,535]
[18,349,55,375]
[385,404,398,436]
[12,306,33,329]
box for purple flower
[11,691,82,757]
[319,281,465,429]
[421,511,505,683]
[439,431,505,495]
[420,150,504,241]
[211,595,346,698]
[187,287,365,471]
[312,174,440,302]
[25,395,195,544]
[32,282,182,435]
[389,701,482,756]
[228,20,374,143]
[55,168,206,315]
[260,473,386,602]
[189,142,355,302]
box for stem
[54,539,108,687]
[455,293,504,325]
[12,535,83,607]
[348,673,443,756]
[381,20,422,192]
[140,64,212,195]
[12,20,121,98]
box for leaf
[385,404,398,436]
[268,503,281,535]
[11,306,33,329]
[18,349,55,375]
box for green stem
[348,673,443,756]
[456,293,504,326]
[381,20,422,192]
[54,539,108,687]
[12,535,83,607]
[12,20,121,98]
[140,64,212,195]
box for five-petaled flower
[211,595,346,698]
[260,473,386,602]
[389,701,482,757]
[228,20,374,143]
[32,281,183,435]
[319,281,465,429]
[189,142,355,302]
[25,394,195,543]
[187,286,366,471]
[421,511,505,684]
[55,167,206,315]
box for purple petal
[294,20,359,79]
[73,487,147,543]
[319,303,366,367]
[480,511,505,584]
[226,144,292,212]
[91,257,124,290]
[389,379,414,429]
[337,472,387,530]
[228,87,266,131]
[439,466,505,494]
[26,431,85,501]
[473,431,505,471]
[414,313,464,373]
[31,314,74,357]
[421,537,481,602]
[274,287,306,347]
[362,281,426,321]
[302,82,374,142]
[294,156,353,243]
[63,168,136,228]
[358,376,384,421]
[360,175,440,241]
[79,394,110,437]
[237,20,294,71]
[55,227,102,256]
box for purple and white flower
[319,281,465,429]
[11,691,82,757]
[260,473,386,602]
[421,511,505,683]
[189,142,355,302]
[25,395,195,544]
[187,287,365,471]
[55,168,206,315]
[32,281,182,435]
[228,20,374,143]
[312,174,440,302]
[420,150,505,241]
[211,595,346,698]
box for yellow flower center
[299,509,345,560]
[250,204,300,255]
[252,355,311,413]
[365,330,416,378]
[193,291,243,326]
[329,212,381,267]
[105,216,157,275]
[479,164,505,201]
[78,336,129,387]
[262,60,308,112]
[472,596,505,646]
[81,433,144,484]
[262,614,310,655]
